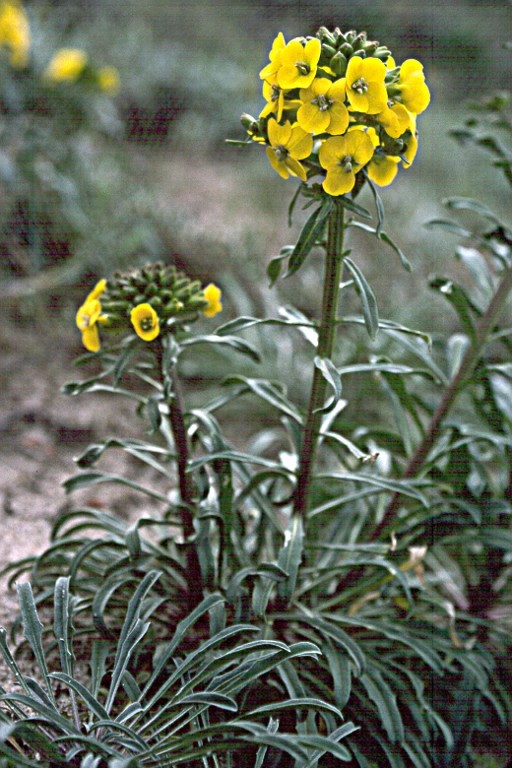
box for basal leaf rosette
[75,263,222,352]
[242,27,430,197]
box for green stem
[293,202,346,525]
[155,341,203,607]
[373,262,512,539]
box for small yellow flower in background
[266,118,313,181]
[397,59,430,115]
[297,77,349,135]
[276,37,321,90]
[202,283,223,318]
[319,129,374,196]
[0,0,30,68]
[45,47,87,82]
[76,298,103,352]
[97,64,120,95]
[345,56,387,114]
[130,303,160,342]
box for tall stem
[373,262,512,539]
[155,341,203,608]
[293,203,345,525]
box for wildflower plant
[1,21,512,768]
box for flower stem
[155,341,203,608]
[373,261,512,539]
[293,202,345,525]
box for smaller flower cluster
[242,27,430,196]
[0,0,29,68]
[75,263,222,352]
[0,0,119,93]
[44,47,120,94]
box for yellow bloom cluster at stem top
[250,28,430,196]
[75,274,223,353]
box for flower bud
[374,46,392,61]
[317,26,337,46]
[321,43,337,58]
[339,42,353,57]
[351,32,367,50]
[329,51,347,77]
[363,40,379,55]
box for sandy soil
[0,318,169,650]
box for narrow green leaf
[62,471,169,502]
[360,669,404,742]
[267,249,289,286]
[277,516,304,602]
[179,692,238,711]
[53,577,74,678]
[181,334,261,363]
[49,671,109,722]
[314,356,343,413]
[140,593,226,696]
[366,177,385,236]
[344,258,379,339]
[323,638,353,709]
[348,221,411,270]
[0,722,68,766]
[444,196,504,224]
[222,376,302,423]
[16,582,55,706]
[285,200,334,277]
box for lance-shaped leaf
[285,199,334,278]
[277,516,304,602]
[344,257,379,340]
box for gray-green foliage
[1,81,512,768]
[0,576,357,766]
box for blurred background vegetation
[1,0,510,351]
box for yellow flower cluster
[76,272,223,353]
[248,28,430,196]
[0,0,29,68]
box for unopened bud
[322,43,337,58]
[352,32,367,50]
[317,26,336,46]
[374,46,392,61]
[339,42,353,57]
[363,40,379,55]
[330,51,347,77]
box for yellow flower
[130,303,160,342]
[319,129,374,196]
[85,278,107,302]
[367,153,400,186]
[259,31,286,84]
[260,81,285,121]
[76,298,103,352]
[375,101,412,139]
[297,77,349,135]
[402,130,418,168]
[44,47,87,82]
[0,0,30,68]
[345,56,387,114]
[97,65,120,95]
[202,283,223,318]
[397,59,430,115]
[276,37,321,90]
[265,119,313,181]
